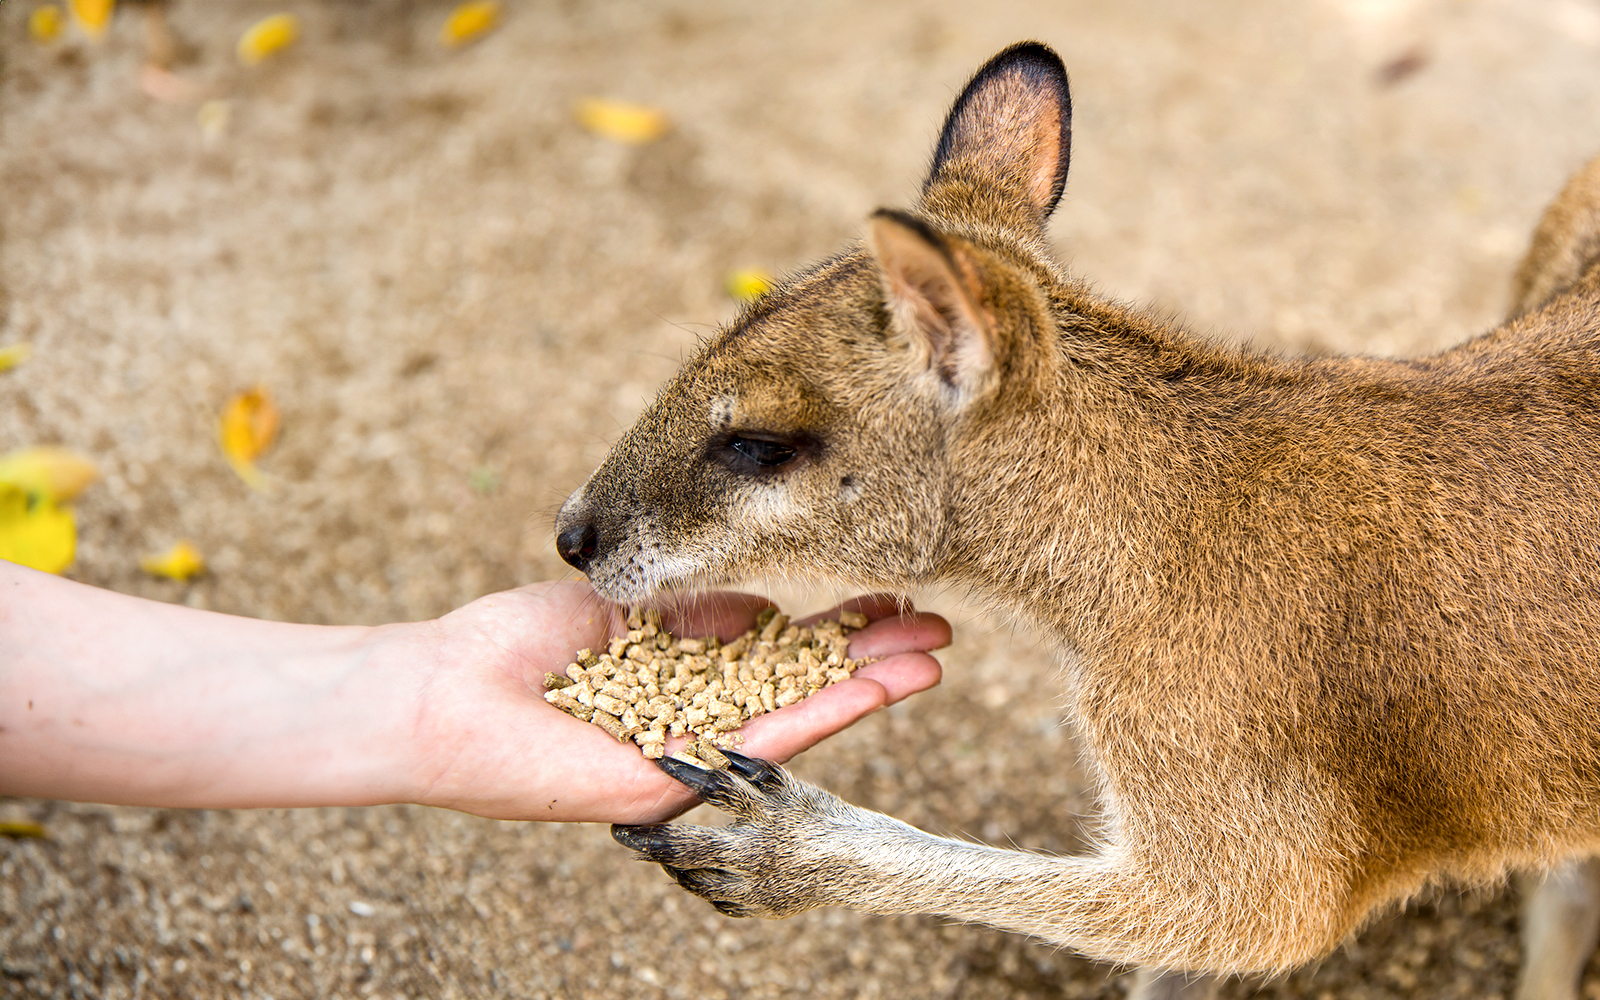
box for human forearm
[0,565,949,821]
[0,561,420,809]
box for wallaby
[554,43,1600,998]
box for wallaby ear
[869,208,995,402]
[924,41,1072,226]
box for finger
[610,773,702,826]
[734,675,890,763]
[471,581,624,681]
[847,611,951,658]
[538,716,702,822]
[793,596,952,656]
[793,592,906,626]
[735,649,942,761]
[652,591,773,642]
[848,652,943,705]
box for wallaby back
[1513,153,1600,318]
[560,43,1600,976]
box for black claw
[611,823,672,854]
[654,755,741,806]
[653,754,710,784]
[720,749,785,792]
[664,864,736,897]
[710,898,754,918]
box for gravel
[6,0,1600,997]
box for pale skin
[0,561,949,823]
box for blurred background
[3,1,1600,997]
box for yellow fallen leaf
[576,97,670,145]
[0,343,32,372]
[219,387,279,462]
[0,446,99,503]
[0,484,76,574]
[726,269,773,303]
[0,821,48,839]
[218,386,279,489]
[29,6,63,42]
[66,0,112,40]
[141,540,204,581]
[237,13,298,66]
[440,0,499,48]
[197,99,231,139]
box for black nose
[557,521,599,572]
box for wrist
[273,619,439,811]
[352,618,452,810]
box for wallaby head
[556,42,1080,605]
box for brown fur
[1512,154,1600,319]
[557,43,1600,983]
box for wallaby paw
[613,750,867,919]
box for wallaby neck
[935,291,1299,649]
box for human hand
[392,580,949,823]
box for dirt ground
[4,0,1600,997]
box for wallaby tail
[1509,153,1600,319]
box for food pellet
[544,607,873,755]
[689,737,730,769]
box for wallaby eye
[730,435,796,467]
[712,432,814,475]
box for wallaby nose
[557,521,599,573]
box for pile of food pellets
[544,606,871,759]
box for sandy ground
[5,0,1600,997]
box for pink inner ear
[1025,91,1063,211]
[943,67,1064,218]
